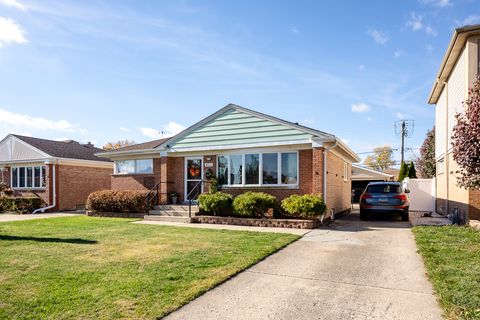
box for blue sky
[0,0,479,163]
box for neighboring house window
[343,162,349,181]
[11,166,46,189]
[437,158,445,175]
[115,159,153,174]
[218,151,299,187]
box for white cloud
[341,138,349,144]
[457,15,480,26]
[0,0,26,11]
[163,121,186,136]
[394,50,405,58]
[290,27,299,34]
[351,103,370,113]
[396,112,411,119]
[0,108,78,131]
[419,0,451,7]
[358,64,365,71]
[367,29,388,45]
[302,118,315,125]
[140,127,161,139]
[406,13,436,36]
[120,127,130,132]
[0,17,27,47]
[367,117,373,122]
[140,122,186,139]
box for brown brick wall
[58,164,111,210]
[325,152,352,215]
[469,190,480,220]
[111,174,155,191]
[1,167,10,185]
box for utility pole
[395,120,414,166]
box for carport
[351,164,394,203]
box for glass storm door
[185,157,203,201]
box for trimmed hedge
[0,197,44,213]
[198,192,233,215]
[281,194,326,219]
[86,190,149,213]
[233,192,276,218]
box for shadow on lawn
[0,235,97,244]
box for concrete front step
[153,205,199,213]
[144,215,193,223]
[148,210,194,217]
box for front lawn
[413,226,480,320]
[0,216,299,319]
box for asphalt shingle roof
[13,134,111,162]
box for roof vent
[82,142,94,148]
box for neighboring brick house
[427,24,480,220]
[98,104,360,218]
[0,134,113,211]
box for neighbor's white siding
[447,47,467,149]
[435,89,446,160]
[0,137,47,162]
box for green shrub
[281,194,326,219]
[198,192,233,214]
[86,190,149,213]
[233,192,276,217]
[0,197,44,213]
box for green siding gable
[169,109,312,149]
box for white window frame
[217,151,299,188]
[114,159,153,174]
[437,158,445,175]
[343,162,349,182]
[11,165,46,189]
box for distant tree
[452,76,480,189]
[363,145,395,171]
[103,140,135,151]
[398,161,408,181]
[407,162,417,179]
[415,127,436,179]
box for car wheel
[360,210,368,220]
[402,210,409,221]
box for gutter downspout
[33,163,56,214]
[322,140,338,223]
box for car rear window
[366,185,401,194]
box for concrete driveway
[165,211,442,320]
[0,213,79,222]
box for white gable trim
[158,104,336,150]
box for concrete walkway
[165,211,442,320]
[134,220,311,235]
[0,213,80,222]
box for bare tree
[103,140,135,151]
[363,145,395,171]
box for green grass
[413,226,480,320]
[0,216,299,319]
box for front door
[185,157,203,201]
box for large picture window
[217,151,299,187]
[115,159,153,174]
[11,166,46,189]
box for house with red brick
[0,134,113,211]
[98,104,360,218]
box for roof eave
[428,24,480,104]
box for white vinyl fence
[403,178,435,212]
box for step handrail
[145,182,160,214]
[186,179,205,218]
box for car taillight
[394,194,407,201]
[361,194,372,200]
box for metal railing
[187,179,205,218]
[145,182,160,214]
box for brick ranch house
[98,104,360,218]
[427,24,480,220]
[0,134,113,211]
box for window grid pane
[281,153,298,185]
[19,167,25,188]
[245,154,259,185]
[230,155,243,185]
[12,167,18,188]
[218,156,228,185]
[136,159,153,174]
[262,153,278,185]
